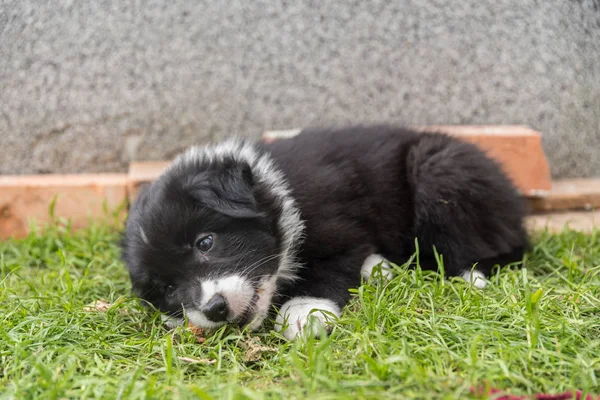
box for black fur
[121,125,529,329]
[260,125,529,308]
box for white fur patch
[161,314,183,329]
[201,275,254,316]
[186,309,225,329]
[274,297,341,340]
[361,253,394,280]
[184,275,255,329]
[248,275,279,330]
[139,227,149,245]
[460,269,487,289]
[171,138,306,286]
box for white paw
[274,297,341,340]
[161,314,183,329]
[361,254,394,281]
[460,269,487,289]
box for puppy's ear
[186,161,263,219]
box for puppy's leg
[274,295,342,340]
[406,134,529,286]
[459,269,487,289]
[161,315,184,329]
[360,253,394,281]
[275,253,394,341]
[275,252,366,340]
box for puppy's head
[121,141,303,330]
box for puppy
[121,125,529,340]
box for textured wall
[1,0,599,178]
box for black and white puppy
[121,125,529,340]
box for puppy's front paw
[274,297,341,340]
[361,253,394,281]
[460,269,487,289]
[161,314,184,329]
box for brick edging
[0,174,129,239]
[1,126,598,239]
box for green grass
[1,216,599,400]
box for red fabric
[472,387,600,400]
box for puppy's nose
[202,294,229,322]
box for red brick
[526,210,599,233]
[262,125,552,197]
[0,174,128,239]
[528,178,600,212]
[262,129,302,143]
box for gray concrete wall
[1,0,599,178]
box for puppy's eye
[165,285,176,297]
[195,235,214,252]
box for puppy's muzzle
[202,294,229,322]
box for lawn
[1,215,599,400]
